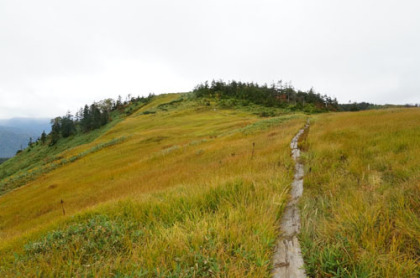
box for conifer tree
[50,117,61,145]
[40,131,47,144]
[81,105,91,132]
[61,112,76,138]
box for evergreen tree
[81,105,91,132]
[90,103,102,129]
[50,117,61,145]
[40,131,47,144]
[61,112,76,138]
[101,109,109,126]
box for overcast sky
[1,0,419,119]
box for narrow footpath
[272,122,309,278]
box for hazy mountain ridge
[0,118,50,157]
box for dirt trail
[272,122,309,278]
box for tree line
[193,80,339,111]
[338,102,419,112]
[49,99,114,145]
[338,102,377,112]
[24,94,154,149]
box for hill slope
[0,94,307,276]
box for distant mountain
[0,118,51,134]
[0,118,51,158]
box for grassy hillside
[1,92,418,277]
[0,93,307,276]
[0,115,125,196]
[300,109,420,277]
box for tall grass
[1,178,288,277]
[300,109,420,277]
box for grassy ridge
[0,94,307,276]
[300,109,420,277]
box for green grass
[300,109,420,277]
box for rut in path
[272,122,309,278]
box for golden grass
[300,108,420,277]
[0,94,307,276]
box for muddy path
[272,122,309,278]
